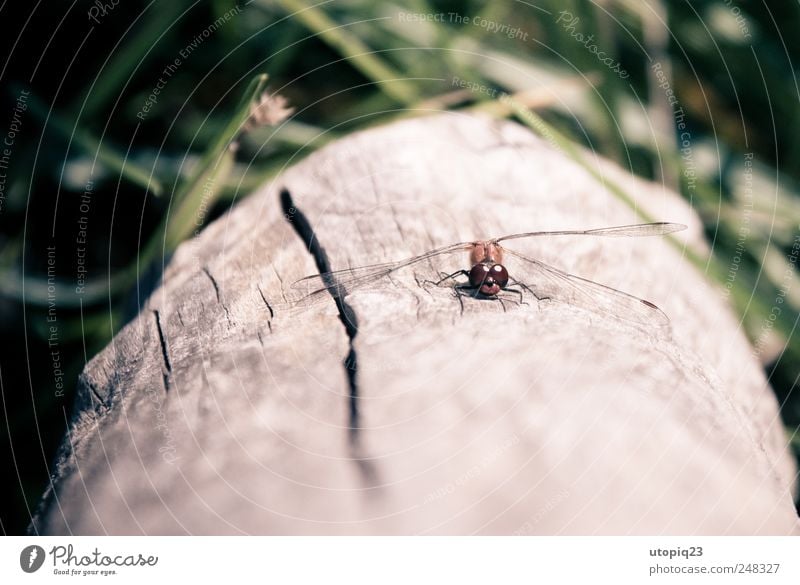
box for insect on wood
[291,222,687,325]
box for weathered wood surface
[32,114,798,534]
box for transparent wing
[290,241,472,306]
[496,222,685,244]
[502,248,670,327]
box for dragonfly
[290,222,686,326]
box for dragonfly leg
[451,283,483,314]
[435,269,469,285]
[497,296,509,313]
[509,279,550,302]
[419,269,468,291]
[452,285,467,315]
[502,287,527,307]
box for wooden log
[32,114,798,535]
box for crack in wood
[202,266,233,327]
[280,187,380,486]
[202,266,221,303]
[84,378,107,411]
[271,266,289,305]
[256,284,275,319]
[256,283,274,335]
[153,310,172,392]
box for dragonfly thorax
[469,241,503,265]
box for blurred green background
[0,0,798,533]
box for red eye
[469,264,490,287]
[491,264,509,287]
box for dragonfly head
[469,263,509,296]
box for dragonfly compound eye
[491,264,509,288]
[469,264,491,288]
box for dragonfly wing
[496,222,686,244]
[503,248,670,327]
[289,242,472,306]
[289,262,399,306]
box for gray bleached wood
[32,113,798,534]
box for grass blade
[270,0,418,105]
